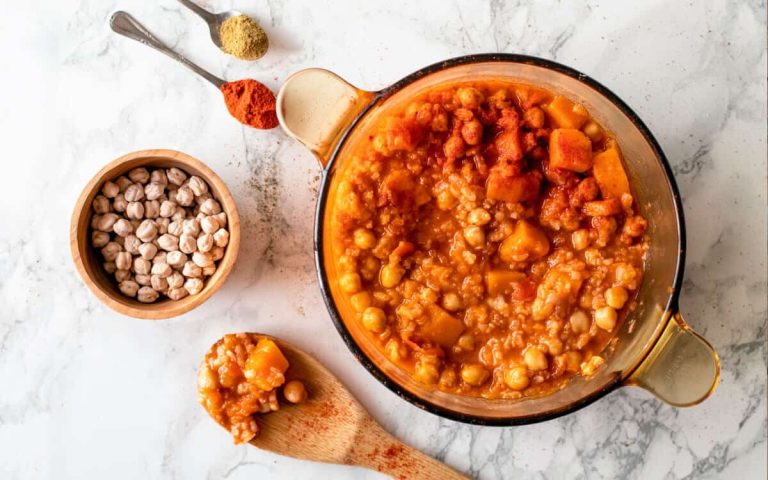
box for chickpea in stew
[326,81,649,399]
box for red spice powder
[220,79,278,129]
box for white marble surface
[1,0,765,478]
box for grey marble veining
[0,0,765,479]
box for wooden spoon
[201,334,467,480]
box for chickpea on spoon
[198,333,466,479]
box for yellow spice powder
[219,14,268,61]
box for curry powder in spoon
[220,14,269,60]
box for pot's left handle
[277,69,375,166]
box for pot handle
[628,311,720,406]
[277,69,375,166]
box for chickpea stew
[198,334,307,443]
[325,80,649,400]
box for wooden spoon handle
[344,420,468,480]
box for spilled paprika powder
[220,79,278,129]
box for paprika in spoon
[110,11,277,130]
[220,79,278,129]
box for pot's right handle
[277,69,375,166]
[628,311,720,406]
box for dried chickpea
[100,242,122,262]
[210,246,224,261]
[167,251,187,268]
[138,242,157,260]
[150,169,167,186]
[197,234,214,253]
[136,220,158,243]
[112,194,127,213]
[137,286,159,303]
[167,220,183,237]
[128,167,150,184]
[115,176,132,192]
[605,286,629,309]
[167,287,188,301]
[196,192,213,206]
[213,229,229,248]
[504,366,530,391]
[201,216,220,234]
[188,176,208,196]
[362,307,387,333]
[283,380,308,404]
[115,251,132,271]
[115,269,131,282]
[460,364,489,386]
[182,261,202,278]
[339,272,362,294]
[144,200,160,219]
[179,233,197,254]
[151,274,168,291]
[182,218,201,236]
[176,186,194,206]
[124,235,141,255]
[192,251,213,268]
[184,278,204,295]
[151,262,172,278]
[166,167,187,186]
[91,231,110,248]
[93,213,119,232]
[153,251,167,265]
[159,200,177,218]
[595,306,617,331]
[119,280,139,297]
[113,219,133,237]
[200,198,222,215]
[524,347,548,371]
[92,195,110,214]
[171,209,186,222]
[124,184,144,202]
[157,234,179,251]
[101,181,119,198]
[353,228,376,249]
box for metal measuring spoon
[110,11,224,89]
[177,0,267,60]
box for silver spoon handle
[110,11,224,89]
[176,0,216,23]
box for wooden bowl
[70,149,241,319]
